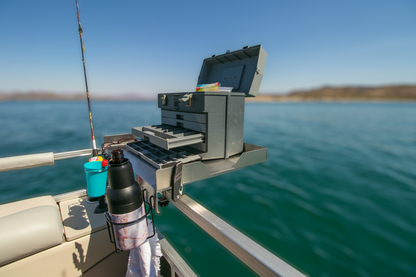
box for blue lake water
[0,101,415,276]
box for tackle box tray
[126,140,201,169]
[132,124,205,150]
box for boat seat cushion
[0,197,63,266]
[0,195,58,218]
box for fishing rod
[76,0,99,156]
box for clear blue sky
[0,0,415,97]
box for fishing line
[76,0,98,156]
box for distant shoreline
[248,84,416,102]
[0,98,157,102]
[2,98,415,103]
[246,96,416,103]
[1,84,416,102]
[0,93,155,102]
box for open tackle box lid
[197,45,267,97]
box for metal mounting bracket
[171,161,183,202]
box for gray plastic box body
[132,45,267,161]
[157,92,245,160]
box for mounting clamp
[171,161,183,202]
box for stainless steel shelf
[110,142,267,213]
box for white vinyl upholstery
[0,196,58,218]
[0,196,63,266]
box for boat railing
[0,149,92,172]
[0,150,306,277]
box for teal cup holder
[84,161,108,197]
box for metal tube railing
[165,192,306,277]
[53,149,92,160]
[0,149,92,172]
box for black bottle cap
[111,149,125,163]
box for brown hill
[0,92,154,101]
[288,85,416,100]
[0,92,85,101]
[249,85,416,102]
